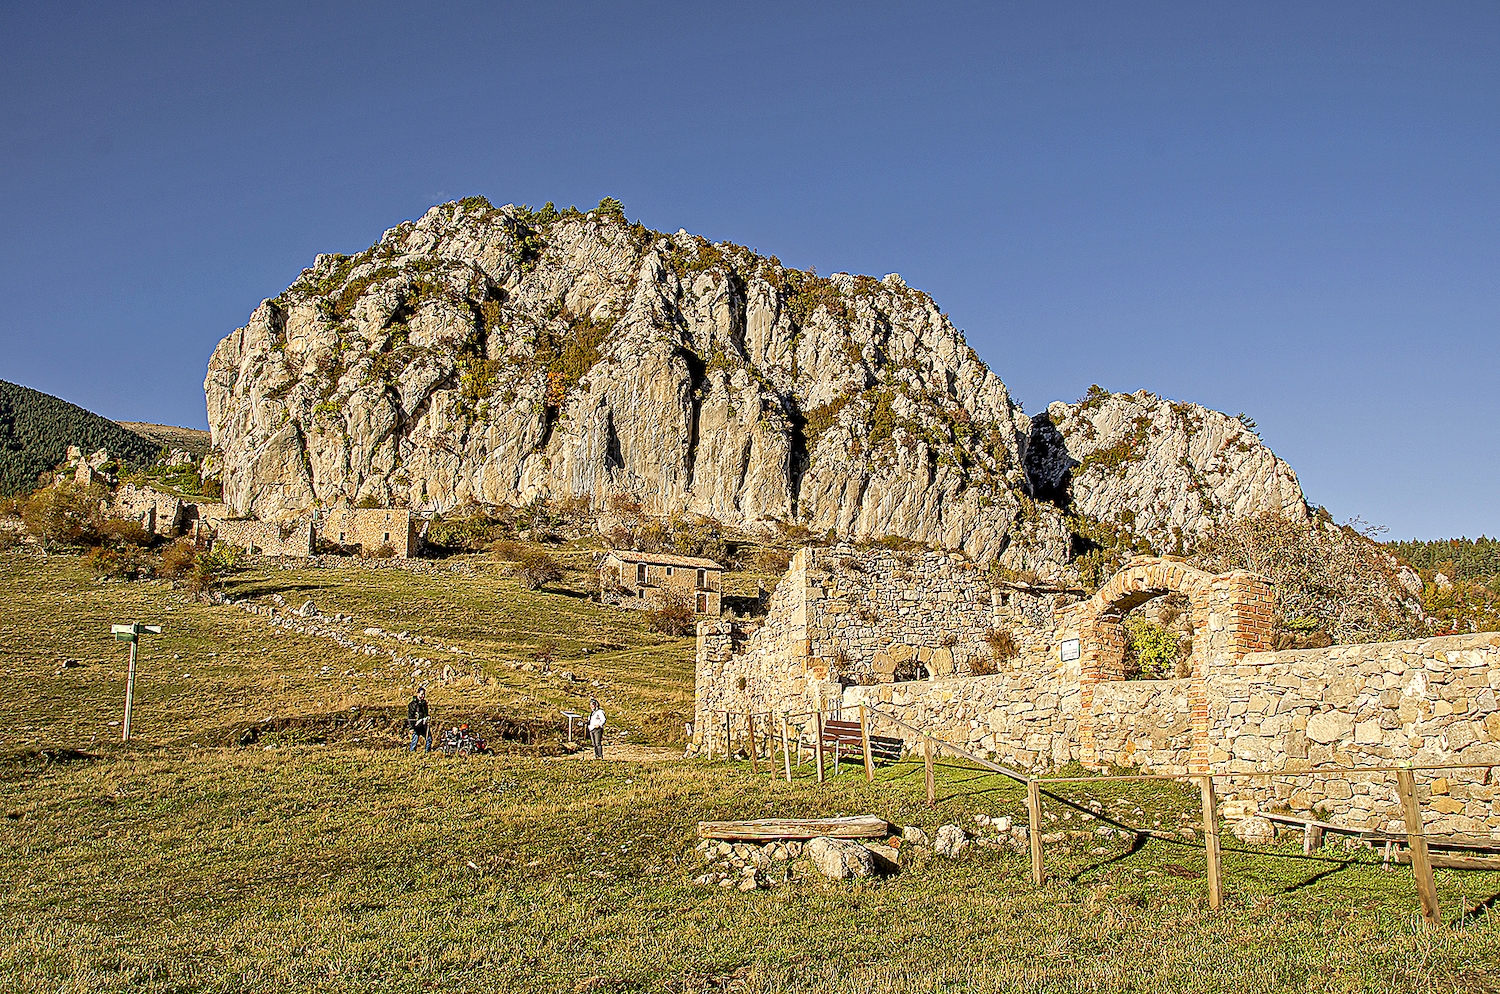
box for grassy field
[0,546,698,751]
[2,549,1498,993]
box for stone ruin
[696,547,1500,837]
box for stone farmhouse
[696,546,1500,838]
[600,551,723,616]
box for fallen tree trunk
[697,815,891,841]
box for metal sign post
[112,624,162,742]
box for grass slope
[0,381,160,494]
[1,550,1497,993]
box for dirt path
[562,743,682,762]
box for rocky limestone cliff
[205,198,1309,572]
[1027,387,1309,553]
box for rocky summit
[205,197,1309,569]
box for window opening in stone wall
[383,532,390,542]
[696,592,708,613]
[637,563,647,585]
[697,568,706,589]
[666,566,674,577]
[1121,592,1194,680]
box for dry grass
[1,549,1498,993]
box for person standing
[587,698,606,758]
[407,686,431,752]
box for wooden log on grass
[697,814,892,841]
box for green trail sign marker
[112,623,162,740]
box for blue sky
[2,2,1495,539]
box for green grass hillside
[0,381,160,494]
[1,548,1497,993]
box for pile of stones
[692,823,992,890]
[692,839,805,891]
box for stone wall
[111,484,184,537]
[693,545,1065,750]
[1207,633,1500,834]
[696,551,1500,837]
[213,518,314,557]
[1090,679,1198,774]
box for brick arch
[1069,556,1274,773]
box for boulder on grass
[805,837,875,879]
[934,824,968,858]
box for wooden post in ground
[1198,775,1223,911]
[781,717,792,783]
[860,705,875,782]
[1396,769,1441,924]
[747,713,759,773]
[1027,779,1045,886]
[924,735,935,806]
[814,711,825,784]
[723,711,731,758]
[1303,822,1323,855]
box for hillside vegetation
[0,380,159,494]
[1388,536,1500,634]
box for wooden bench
[819,718,903,766]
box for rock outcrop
[1026,388,1309,552]
[205,197,1310,570]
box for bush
[86,544,155,581]
[751,547,792,575]
[511,550,563,591]
[99,517,151,547]
[1122,616,1181,679]
[188,543,245,593]
[645,593,696,637]
[969,654,998,676]
[986,626,1019,662]
[489,539,524,561]
[21,482,105,547]
[1193,512,1425,644]
[159,538,198,579]
[0,528,18,551]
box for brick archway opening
[1068,557,1273,773]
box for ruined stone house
[696,547,1500,838]
[317,507,419,557]
[600,551,723,616]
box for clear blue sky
[2,2,1495,539]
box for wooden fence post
[1027,778,1045,886]
[747,713,759,773]
[781,718,792,783]
[814,711,825,784]
[860,705,875,782]
[1396,769,1441,924]
[723,711,731,759]
[1198,775,1223,911]
[924,735,935,806]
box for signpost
[112,623,162,741]
[561,710,582,746]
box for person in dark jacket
[407,687,431,752]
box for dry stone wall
[1207,634,1500,834]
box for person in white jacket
[586,698,606,758]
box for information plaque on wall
[1060,638,1081,662]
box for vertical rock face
[205,199,1064,565]
[1025,388,1310,552]
[204,198,1311,572]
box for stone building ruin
[696,547,1500,837]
